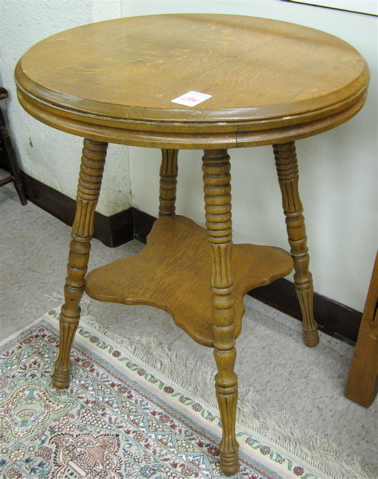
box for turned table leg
[52,139,108,388]
[159,149,178,217]
[273,142,319,346]
[203,149,239,475]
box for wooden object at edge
[345,253,378,407]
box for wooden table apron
[15,14,369,476]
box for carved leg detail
[159,149,178,217]
[203,149,239,476]
[52,139,108,388]
[273,142,319,347]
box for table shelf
[85,216,293,347]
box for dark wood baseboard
[132,208,157,244]
[250,279,362,345]
[22,171,135,247]
[21,171,362,345]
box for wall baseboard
[22,171,135,247]
[250,279,361,345]
[21,171,362,345]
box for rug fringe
[77,313,371,479]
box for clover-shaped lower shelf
[85,215,293,347]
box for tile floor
[1,175,377,477]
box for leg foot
[52,321,76,389]
[215,364,240,475]
[220,451,240,476]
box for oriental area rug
[0,310,369,479]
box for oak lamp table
[15,14,369,475]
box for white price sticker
[171,91,212,107]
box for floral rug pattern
[0,311,324,479]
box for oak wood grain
[85,215,293,347]
[15,14,369,148]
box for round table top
[15,14,369,149]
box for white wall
[0,0,376,312]
[0,0,131,216]
[126,1,378,312]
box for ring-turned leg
[159,149,178,217]
[203,149,239,475]
[273,142,319,346]
[52,139,108,388]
